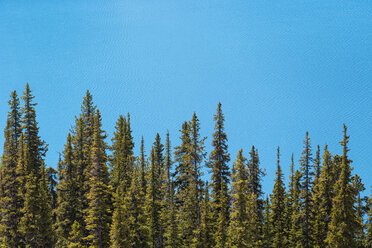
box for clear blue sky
[1,0,371,194]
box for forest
[0,83,371,248]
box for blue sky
[0,0,371,194]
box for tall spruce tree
[0,91,22,247]
[208,102,230,248]
[227,149,249,248]
[326,125,358,247]
[147,134,165,248]
[199,182,213,248]
[247,146,265,245]
[163,131,177,248]
[298,131,314,248]
[18,83,54,247]
[312,145,333,248]
[55,134,82,247]
[110,114,135,194]
[270,147,286,248]
[84,110,112,248]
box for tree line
[0,84,371,248]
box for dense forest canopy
[0,84,371,248]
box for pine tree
[163,131,177,248]
[199,182,213,248]
[326,124,358,247]
[270,147,286,248]
[352,174,366,248]
[227,149,249,248]
[208,102,230,248]
[0,91,22,247]
[147,134,165,248]
[298,131,314,248]
[72,91,97,238]
[262,196,271,248]
[110,113,135,194]
[18,83,53,247]
[289,169,302,248]
[84,110,112,248]
[312,145,333,248]
[55,134,82,247]
[247,146,265,245]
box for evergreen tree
[227,149,249,248]
[312,145,333,248]
[270,147,286,248]
[247,146,265,245]
[110,113,135,194]
[208,102,230,248]
[55,134,82,247]
[352,174,366,248]
[147,134,165,248]
[163,131,177,248]
[262,196,271,248]
[18,83,53,247]
[0,91,22,247]
[298,131,314,248]
[84,110,112,248]
[199,182,213,248]
[289,169,302,248]
[326,125,358,247]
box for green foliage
[270,147,286,248]
[326,125,359,248]
[208,103,230,248]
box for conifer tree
[326,125,358,247]
[208,102,230,248]
[227,149,249,248]
[298,131,314,248]
[312,145,333,248]
[262,196,271,248]
[289,169,302,247]
[247,146,265,245]
[84,110,112,248]
[270,147,286,248]
[163,131,177,248]
[147,134,165,248]
[18,84,53,247]
[0,91,22,247]
[55,134,82,247]
[352,174,366,248]
[199,182,213,248]
[110,113,135,194]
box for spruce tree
[270,147,286,248]
[312,145,333,248]
[55,134,82,247]
[352,174,366,248]
[147,134,165,248]
[298,131,314,248]
[110,114,135,194]
[208,102,230,248]
[163,131,177,248]
[326,125,358,247]
[18,83,53,247]
[247,146,265,245]
[0,91,22,247]
[262,196,271,248]
[289,169,302,247]
[84,110,112,248]
[199,182,213,248]
[68,221,84,248]
[227,149,249,248]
